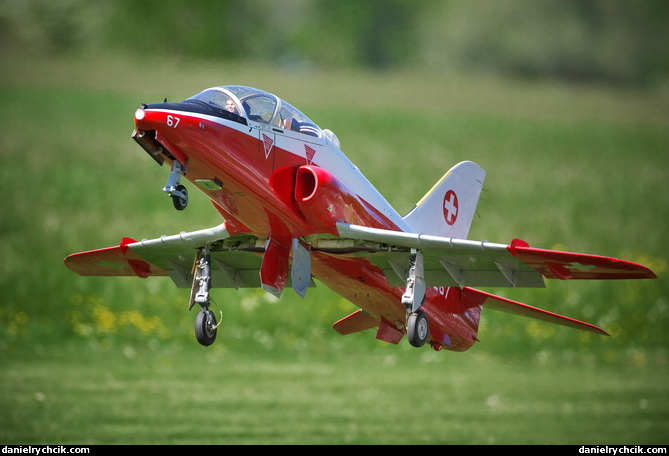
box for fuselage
[133,86,479,351]
[134,86,407,237]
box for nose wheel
[170,185,188,211]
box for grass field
[2,344,668,445]
[1,52,668,444]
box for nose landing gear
[164,160,188,211]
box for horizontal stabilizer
[462,287,609,336]
[333,310,379,335]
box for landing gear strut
[164,160,188,211]
[402,249,429,348]
[190,247,218,346]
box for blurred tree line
[1,0,668,87]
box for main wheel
[407,309,429,348]
[195,309,217,346]
[171,185,188,211]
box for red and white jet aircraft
[65,86,656,350]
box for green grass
[2,344,668,445]
[1,52,668,444]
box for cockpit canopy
[185,86,321,138]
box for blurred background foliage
[1,0,668,87]
[2,1,669,445]
[0,0,667,366]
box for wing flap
[462,288,609,336]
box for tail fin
[403,161,485,239]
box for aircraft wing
[65,221,655,291]
[334,223,656,288]
[64,223,314,290]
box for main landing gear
[164,160,189,211]
[402,249,430,348]
[190,247,219,346]
[185,245,431,348]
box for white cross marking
[565,262,597,272]
[444,192,458,224]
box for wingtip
[509,244,659,281]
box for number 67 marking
[167,115,181,128]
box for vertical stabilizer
[403,161,485,239]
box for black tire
[172,185,188,211]
[195,309,217,346]
[407,309,429,348]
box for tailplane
[461,287,609,336]
[403,161,485,239]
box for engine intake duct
[294,165,381,235]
